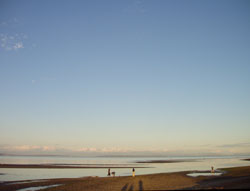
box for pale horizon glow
[0,0,250,157]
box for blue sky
[0,0,250,156]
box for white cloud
[0,18,19,27]
[0,33,25,51]
[1,144,250,156]
[42,146,56,151]
[123,0,147,14]
[0,18,30,51]
[0,145,56,152]
[11,145,40,151]
[13,42,24,50]
[75,147,98,152]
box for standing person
[108,168,111,176]
[132,168,135,177]
[211,166,214,173]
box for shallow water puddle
[187,172,222,177]
[16,184,62,191]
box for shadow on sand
[121,180,143,191]
[121,183,129,191]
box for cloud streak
[0,18,30,51]
[13,42,24,50]
[1,143,250,157]
[0,33,26,51]
[217,142,250,148]
[0,17,19,27]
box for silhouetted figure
[139,180,144,191]
[128,184,134,191]
[211,166,214,173]
[108,168,111,176]
[121,183,129,191]
[132,168,135,177]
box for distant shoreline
[136,159,198,163]
[0,159,198,168]
[243,158,250,161]
[0,164,149,169]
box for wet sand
[1,166,250,190]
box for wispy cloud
[13,42,24,50]
[0,145,56,152]
[74,147,98,152]
[30,77,56,85]
[123,0,147,15]
[0,17,19,27]
[1,143,250,156]
[0,33,26,51]
[0,18,30,51]
[0,145,165,155]
[217,142,250,148]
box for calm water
[0,155,250,182]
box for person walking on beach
[132,168,135,177]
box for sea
[0,155,250,182]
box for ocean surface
[0,155,250,182]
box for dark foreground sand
[1,166,250,190]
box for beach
[1,165,250,190]
[1,0,250,190]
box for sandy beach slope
[0,166,250,190]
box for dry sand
[1,166,250,190]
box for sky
[0,0,250,156]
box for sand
[1,166,250,190]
